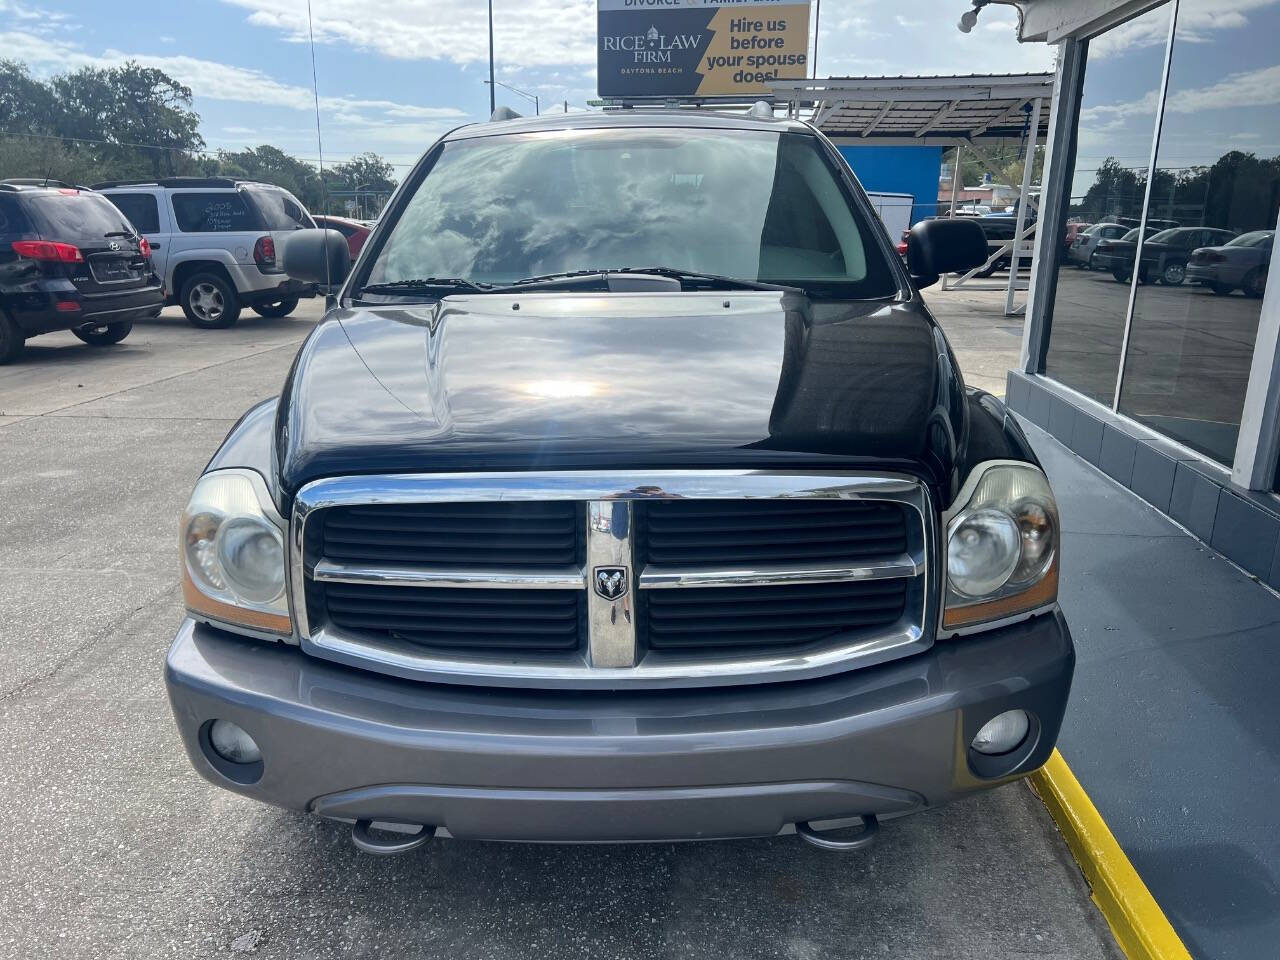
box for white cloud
[0,29,465,126]
[221,0,597,70]
[1080,63,1280,129]
[1092,0,1275,57]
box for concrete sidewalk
[1024,417,1280,960]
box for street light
[488,0,496,115]
[483,79,540,116]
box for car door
[103,190,169,284]
[167,190,265,282]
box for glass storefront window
[1043,2,1173,405]
[1116,1,1280,465]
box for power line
[0,130,421,168]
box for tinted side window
[171,192,259,232]
[0,195,33,236]
[105,193,160,234]
[246,188,313,231]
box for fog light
[208,719,262,765]
[971,710,1030,755]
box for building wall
[1007,0,1280,580]
[838,145,943,224]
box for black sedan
[1186,230,1273,297]
[1101,226,1237,285]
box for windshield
[1147,228,1181,243]
[245,187,314,231]
[1227,230,1273,247]
[363,128,898,298]
[26,192,135,243]
[1120,228,1142,241]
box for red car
[1064,221,1092,252]
[313,215,372,259]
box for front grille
[295,473,934,688]
[322,582,583,653]
[642,579,909,653]
[635,499,908,567]
[320,502,582,568]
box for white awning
[770,73,1054,144]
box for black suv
[165,110,1074,854]
[0,180,164,363]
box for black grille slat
[635,499,909,568]
[642,579,908,654]
[322,582,583,653]
[309,493,921,669]
[320,502,582,569]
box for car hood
[274,291,968,497]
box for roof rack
[0,177,85,191]
[90,176,241,190]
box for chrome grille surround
[290,471,938,689]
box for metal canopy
[770,73,1054,144]
[768,73,1057,317]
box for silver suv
[94,177,317,328]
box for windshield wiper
[506,267,804,294]
[103,231,136,239]
[619,267,805,294]
[357,278,494,298]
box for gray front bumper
[166,613,1074,842]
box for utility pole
[488,0,496,115]
[813,0,821,77]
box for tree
[212,145,325,209]
[0,60,57,136]
[51,62,204,178]
[1072,157,1146,221]
[0,58,398,212]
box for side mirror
[280,229,351,288]
[907,218,989,288]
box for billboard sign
[597,0,811,100]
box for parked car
[972,215,1036,277]
[94,177,317,328]
[1135,227,1238,285]
[166,110,1072,855]
[1090,226,1157,280]
[0,179,163,363]
[313,214,372,259]
[1186,230,1273,297]
[1063,221,1091,253]
[1066,221,1128,269]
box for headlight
[944,462,1058,630]
[181,469,291,637]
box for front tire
[1210,282,1234,296]
[0,310,24,364]
[1243,268,1267,299]
[1162,260,1187,285]
[73,321,133,346]
[1112,267,1131,283]
[181,273,240,329]
[252,297,299,319]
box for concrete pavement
[0,297,1115,959]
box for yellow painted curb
[1029,750,1193,960]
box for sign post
[597,0,811,101]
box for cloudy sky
[1,0,1051,172]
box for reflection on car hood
[275,291,963,495]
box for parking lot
[0,295,1117,959]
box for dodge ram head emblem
[594,566,628,601]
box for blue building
[837,145,943,225]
